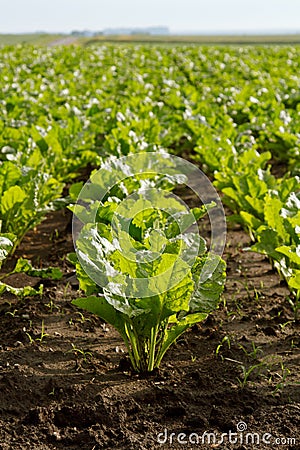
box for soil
[0,197,299,449]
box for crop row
[0,44,299,367]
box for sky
[1,0,300,34]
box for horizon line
[2,28,300,36]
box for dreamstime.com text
[157,422,296,446]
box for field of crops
[0,43,299,449]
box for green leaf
[68,201,102,225]
[69,182,84,201]
[147,229,169,252]
[192,202,216,220]
[1,186,26,214]
[278,178,300,202]
[148,254,191,297]
[75,262,100,295]
[13,258,63,280]
[0,282,43,298]
[161,272,194,317]
[0,162,21,194]
[288,271,300,291]
[72,295,128,338]
[276,246,300,267]
[221,187,241,206]
[66,252,78,265]
[110,249,138,278]
[240,211,263,231]
[251,227,281,260]
[0,234,16,264]
[244,195,265,218]
[190,254,226,313]
[156,312,208,367]
[264,195,287,239]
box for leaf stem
[148,324,159,372]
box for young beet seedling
[70,160,226,373]
[71,188,226,373]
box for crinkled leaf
[264,195,288,240]
[190,254,226,314]
[251,227,282,260]
[1,186,26,214]
[13,258,63,280]
[0,282,43,298]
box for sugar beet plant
[70,153,226,373]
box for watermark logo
[72,151,226,297]
[157,422,297,446]
[236,421,247,432]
